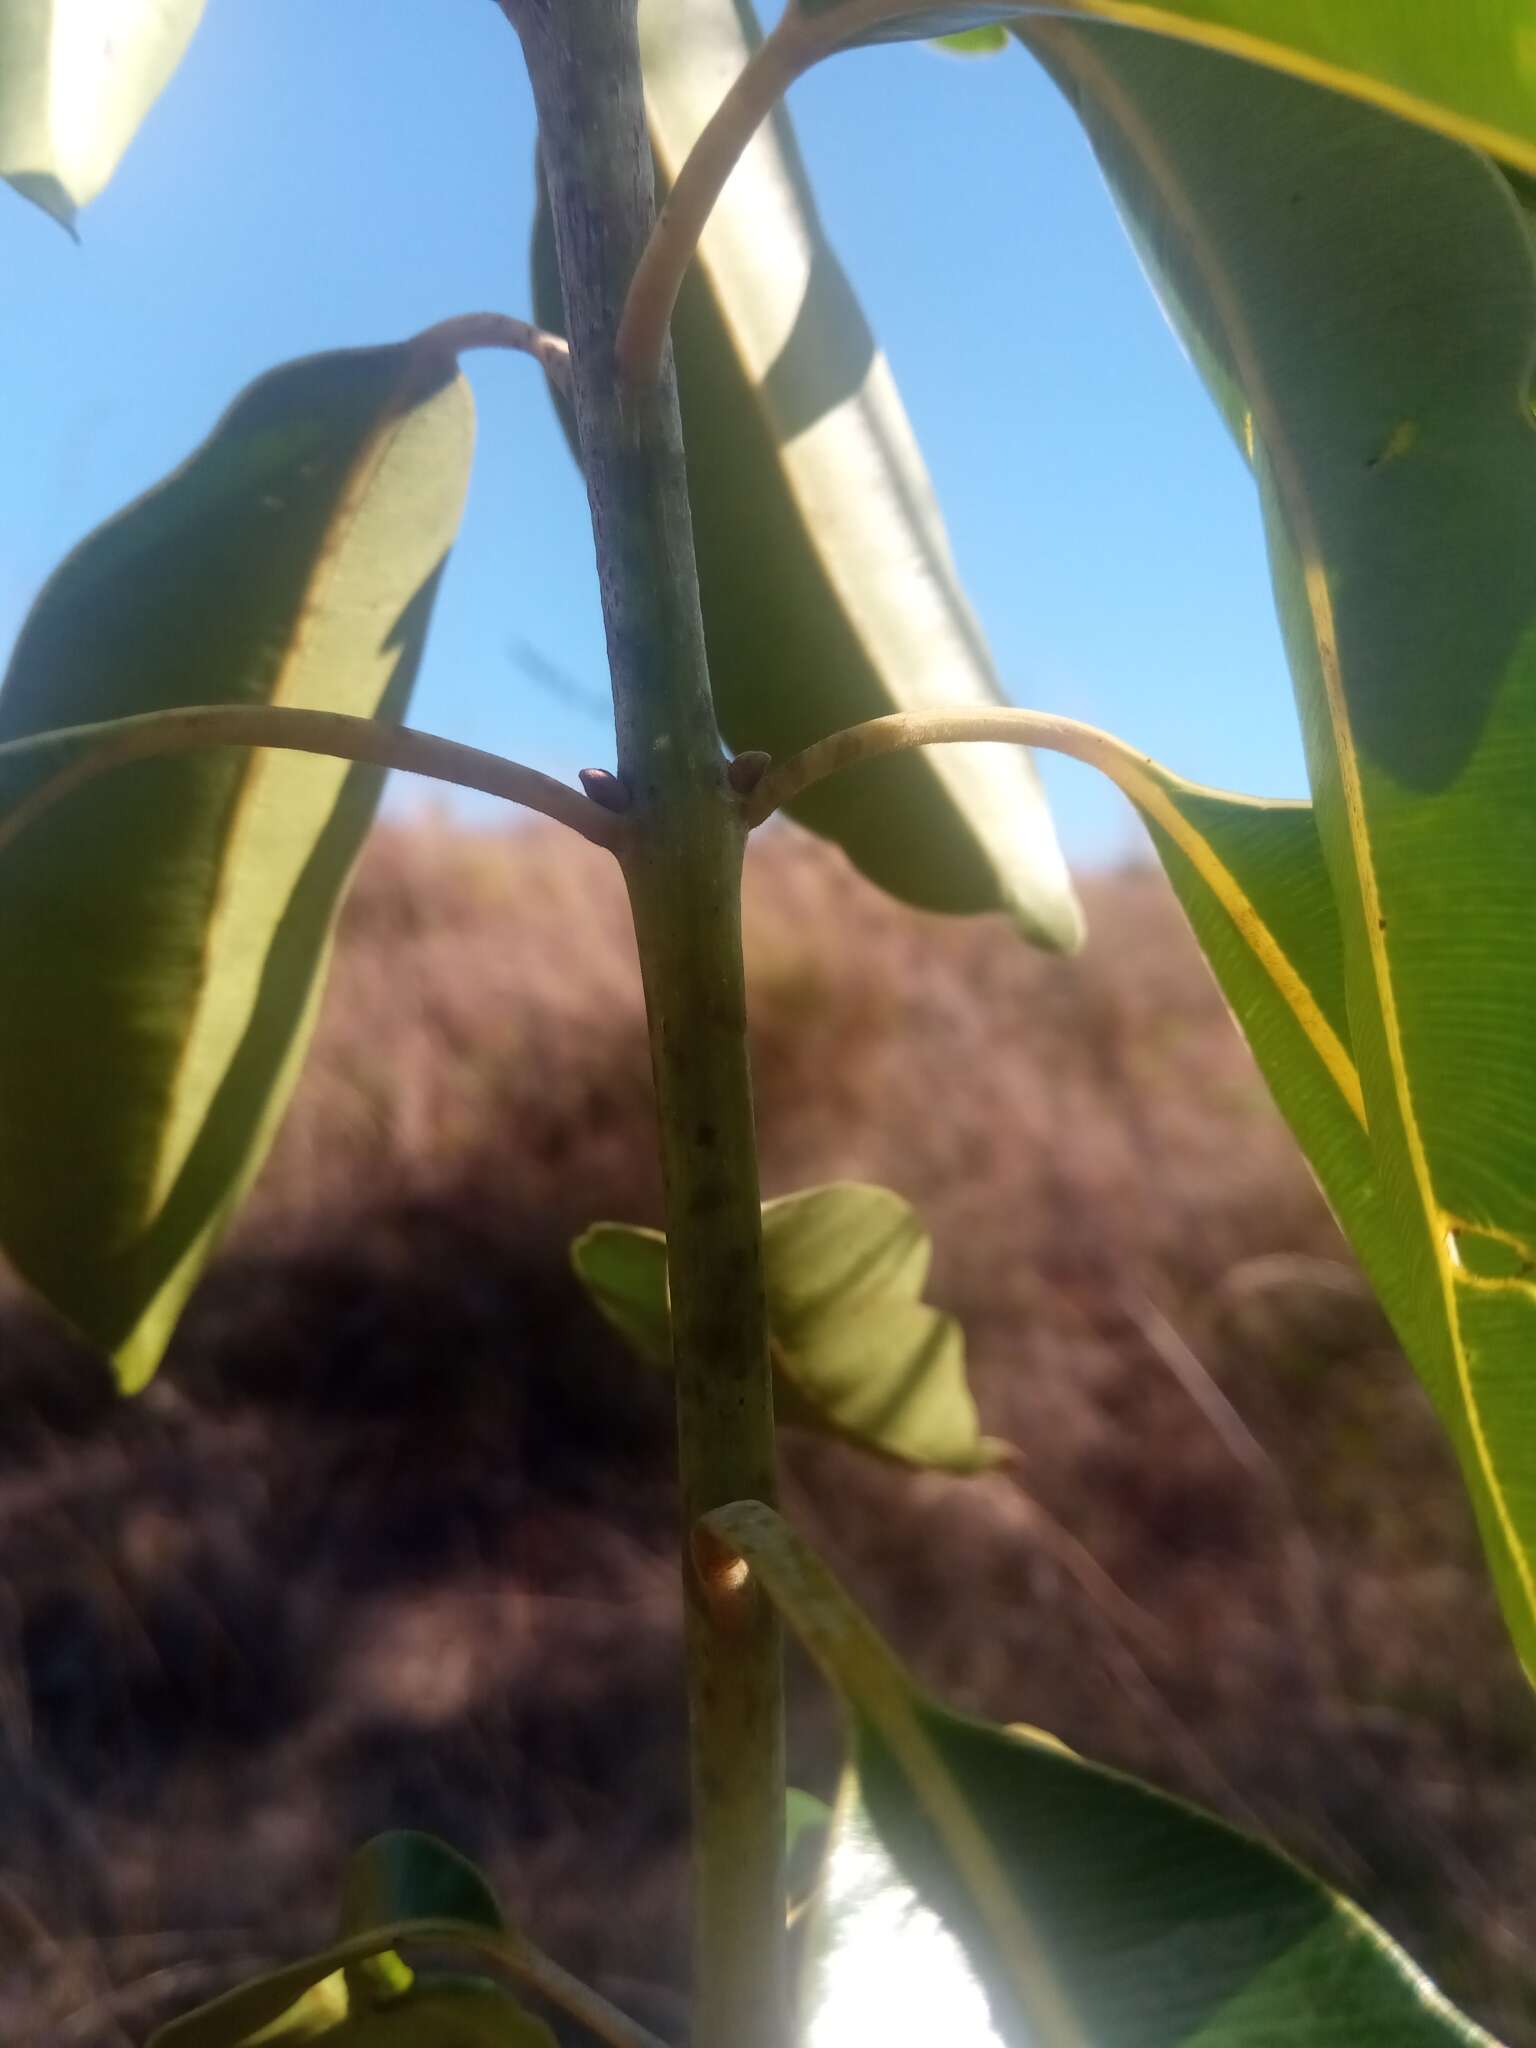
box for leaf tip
[5,171,80,236]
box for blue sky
[0,0,1306,867]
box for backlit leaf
[1019,20,1536,1681]
[532,0,1082,943]
[162,1972,552,2048]
[0,334,475,1389]
[790,0,1536,175]
[707,1502,1495,2048]
[151,1837,555,2048]
[573,1183,1005,1473]
[1,0,204,227]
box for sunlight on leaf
[0,0,205,226]
[0,333,475,1389]
[573,1183,1007,1473]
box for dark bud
[579,767,632,813]
[727,750,771,795]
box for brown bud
[727,750,772,795]
[579,767,632,813]
[691,1522,757,1633]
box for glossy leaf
[341,1833,503,1941]
[0,335,475,1389]
[532,0,1081,944]
[0,0,205,227]
[151,1836,555,2048]
[167,1973,552,2047]
[1018,20,1536,1682]
[791,0,1536,174]
[799,1783,1005,2048]
[572,1183,1007,1473]
[707,1502,1495,2048]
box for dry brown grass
[0,816,1532,2044]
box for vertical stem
[506,5,785,2045]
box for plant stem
[506,5,786,2045]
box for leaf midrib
[1028,21,1536,1646]
[144,366,414,1221]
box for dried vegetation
[1,818,1531,2044]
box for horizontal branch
[0,705,625,858]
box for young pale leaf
[0,0,205,228]
[706,1502,1496,2048]
[150,1837,554,2048]
[1021,21,1536,1684]
[161,1973,553,2048]
[791,0,1536,174]
[0,335,475,1391]
[321,1982,555,2046]
[532,0,1081,944]
[573,1183,1006,1473]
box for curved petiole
[0,704,626,858]
[418,309,574,393]
[616,0,980,388]
[742,704,1222,827]
[616,6,819,387]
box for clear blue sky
[0,0,1306,867]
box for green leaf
[338,1833,500,2010]
[573,1184,1007,1473]
[150,1837,637,2048]
[241,1973,350,2043]
[0,0,205,228]
[791,0,1536,175]
[1054,751,1385,1282]
[799,1780,1009,2047]
[786,1786,834,1860]
[168,1971,552,2047]
[0,334,475,1390]
[531,0,1082,944]
[932,26,1008,56]
[706,1502,1496,2048]
[341,1834,504,1941]
[1022,20,1536,1682]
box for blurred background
[3,7,1534,2046]
[2,819,1533,2043]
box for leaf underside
[0,0,206,226]
[533,0,1082,945]
[1014,20,1536,1678]
[0,336,475,1388]
[793,0,1536,178]
[573,1182,1004,1473]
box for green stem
[505,5,785,2044]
